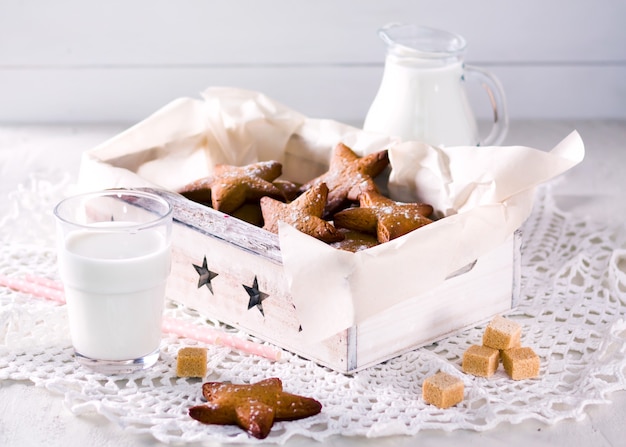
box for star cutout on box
[299,142,389,217]
[189,377,322,439]
[178,161,286,214]
[261,182,344,243]
[333,190,433,243]
[192,256,219,294]
[243,276,269,316]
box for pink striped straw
[0,274,282,361]
[161,317,282,361]
[24,274,65,291]
[0,274,66,304]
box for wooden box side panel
[163,208,353,371]
[352,234,519,371]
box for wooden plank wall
[1,0,624,125]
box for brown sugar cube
[176,347,207,378]
[422,371,464,409]
[501,346,540,380]
[482,315,521,350]
[462,344,500,377]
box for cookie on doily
[189,377,322,439]
[333,190,433,243]
[261,182,344,243]
[179,161,286,214]
[299,142,389,217]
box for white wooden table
[1,120,625,446]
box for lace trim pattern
[1,174,626,444]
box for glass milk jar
[363,23,508,147]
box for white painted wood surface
[1,1,625,124]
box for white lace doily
[2,172,626,445]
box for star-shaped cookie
[333,190,433,243]
[189,377,322,439]
[260,182,344,243]
[179,161,286,214]
[299,142,390,217]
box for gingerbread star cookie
[300,142,390,217]
[179,161,285,214]
[330,228,380,252]
[261,182,344,243]
[189,377,322,439]
[333,190,433,243]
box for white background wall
[1,0,624,125]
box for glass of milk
[54,189,173,374]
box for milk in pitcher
[364,59,479,147]
[363,24,508,147]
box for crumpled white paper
[79,87,585,342]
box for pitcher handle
[465,65,509,146]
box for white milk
[58,223,171,361]
[363,59,480,147]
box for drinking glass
[54,189,173,374]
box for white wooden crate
[157,190,520,372]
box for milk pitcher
[363,23,508,147]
